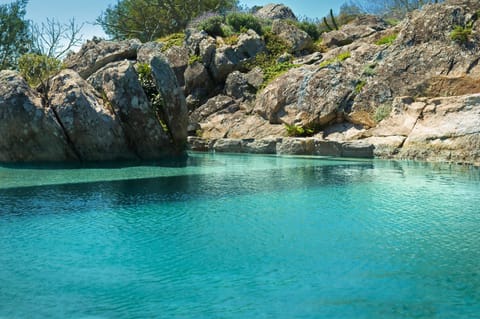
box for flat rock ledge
[188,137,374,158]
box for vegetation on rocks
[157,32,185,51]
[319,51,351,68]
[375,33,397,45]
[285,124,314,137]
[18,53,63,88]
[450,25,472,44]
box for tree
[0,0,31,70]
[97,0,239,42]
[30,18,84,59]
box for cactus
[323,9,339,31]
[330,9,339,30]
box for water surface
[1,153,479,318]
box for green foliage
[97,0,238,42]
[319,51,351,68]
[225,12,263,35]
[355,80,366,94]
[223,34,239,45]
[450,25,472,44]
[374,103,392,123]
[199,15,225,37]
[264,31,291,56]
[285,124,314,137]
[188,54,202,65]
[136,62,167,131]
[246,31,297,87]
[18,53,63,87]
[296,20,320,41]
[363,63,377,76]
[262,61,298,87]
[0,0,32,70]
[384,18,400,26]
[157,32,185,52]
[375,33,397,46]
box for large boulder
[321,15,389,48]
[190,95,237,123]
[272,20,312,53]
[209,30,265,83]
[64,38,140,79]
[150,56,189,148]
[225,71,256,100]
[399,94,480,164]
[0,71,76,162]
[89,61,178,159]
[254,3,297,21]
[49,69,135,161]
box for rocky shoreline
[1,0,479,165]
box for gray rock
[89,61,178,159]
[276,138,313,155]
[150,56,189,149]
[190,95,237,123]
[242,138,278,154]
[0,70,76,162]
[209,30,265,83]
[213,139,243,153]
[245,67,264,89]
[184,61,214,96]
[49,69,135,161]
[64,38,140,79]
[341,141,374,158]
[163,45,189,87]
[322,15,388,49]
[272,20,312,53]
[187,136,212,152]
[225,71,256,100]
[254,3,297,21]
[313,140,342,157]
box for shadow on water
[0,154,190,170]
[0,161,375,217]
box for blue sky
[0,0,345,40]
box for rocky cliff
[184,0,480,165]
[0,39,187,162]
[1,0,479,164]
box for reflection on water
[0,153,479,319]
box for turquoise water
[0,153,479,319]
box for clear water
[0,153,479,319]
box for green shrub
[296,21,320,41]
[263,61,298,87]
[188,54,202,65]
[363,63,377,76]
[199,15,225,37]
[355,80,366,94]
[374,104,392,123]
[375,33,397,46]
[285,124,314,137]
[450,25,472,44]
[157,32,185,52]
[136,62,167,131]
[264,31,291,56]
[223,34,239,45]
[18,53,63,87]
[319,51,351,68]
[226,12,263,35]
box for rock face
[0,71,76,162]
[2,1,480,164]
[89,61,176,159]
[272,20,312,53]
[49,70,135,161]
[0,38,188,162]
[254,3,297,21]
[64,38,140,79]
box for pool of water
[0,153,479,318]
